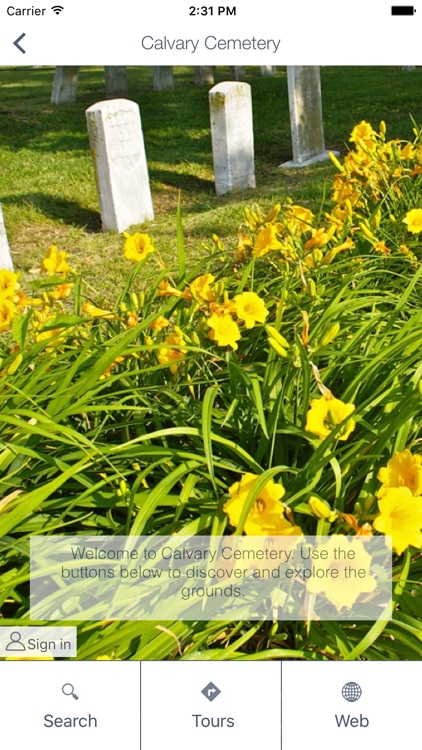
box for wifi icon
[51,5,64,13]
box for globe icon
[342,682,362,701]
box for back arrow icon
[13,33,26,53]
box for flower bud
[300,311,310,346]
[329,151,344,172]
[264,203,281,223]
[138,292,145,308]
[359,222,376,240]
[320,323,340,347]
[7,353,23,375]
[187,372,195,398]
[269,339,288,357]
[308,496,337,522]
[265,325,290,349]
[214,281,225,298]
[308,278,317,298]
[130,292,139,310]
[270,621,278,636]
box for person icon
[5,631,26,652]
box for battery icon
[391,5,416,13]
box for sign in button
[0,627,76,657]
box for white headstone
[51,66,79,104]
[261,66,277,76]
[0,204,13,271]
[152,67,174,91]
[194,66,215,86]
[229,66,245,81]
[281,66,338,168]
[105,66,128,98]
[86,99,154,233]
[209,82,255,196]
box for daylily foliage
[1,120,421,652]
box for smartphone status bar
[1,1,420,67]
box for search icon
[62,683,79,700]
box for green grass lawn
[1,65,422,300]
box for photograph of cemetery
[0,66,421,660]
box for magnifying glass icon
[62,683,79,700]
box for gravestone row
[50,65,419,105]
[50,65,277,103]
[85,66,332,233]
[2,67,333,270]
[50,65,332,173]
[51,66,129,104]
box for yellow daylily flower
[253,225,284,257]
[158,281,191,300]
[207,312,241,350]
[42,246,73,275]
[0,299,17,332]
[50,283,73,300]
[233,291,269,329]
[373,240,391,255]
[150,315,169,332]
[377,449,422,497]
[126,311,139,328]
[305,394,356,441]
[224,472,302,536]
[123,232,155,262]
[306,535,377,610]
[190,273,215,303]
[403,208,422,234]
[285,204,314,234]
[82,302,116,319]
[0,270,20,300]
[373,486,422,555]
[304,225,336,251]
[15,289,42,309]
[157,333,187,374]
[349,120,376,147]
